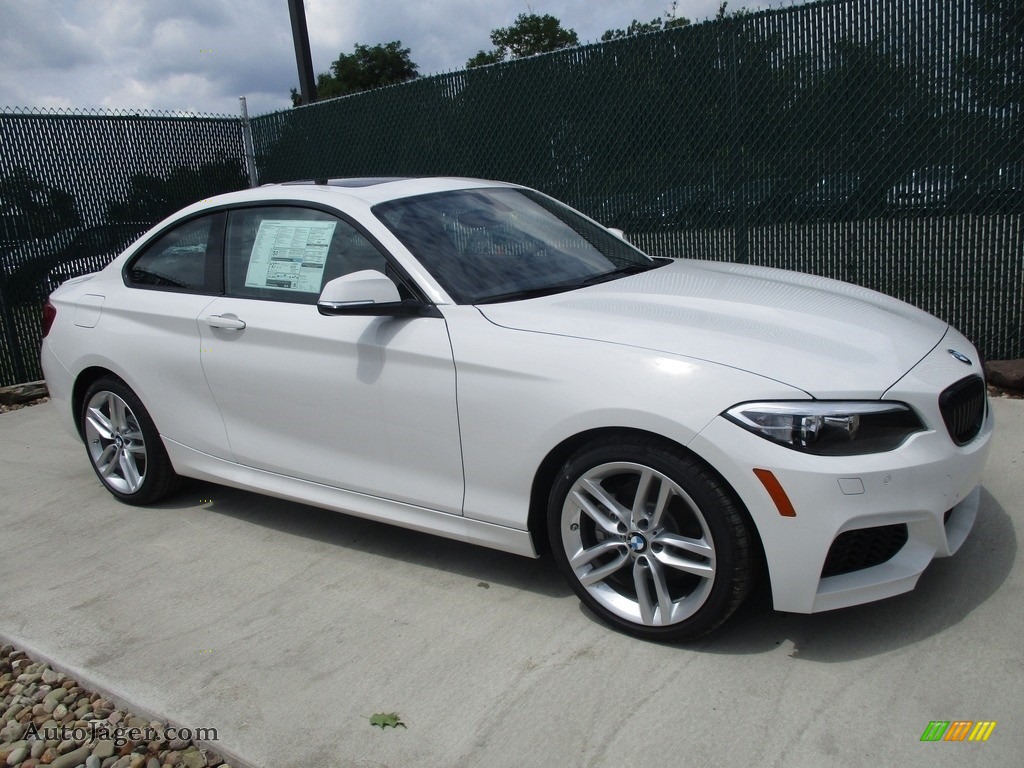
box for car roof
[207,176,522,208]
[157,177,526,236]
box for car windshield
[373,187,660,304]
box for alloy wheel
[84,390,148,495]
[560,461,716,627]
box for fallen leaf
[369,712,406,729]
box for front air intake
[822,524,909,577]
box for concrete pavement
[1,398,1021,767]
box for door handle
[204,314,246,331]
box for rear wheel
[548,436,753,641]
[81,376,178,504]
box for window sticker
[244,219,336,292]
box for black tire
[80,375,179,505]
[548,435,753,641]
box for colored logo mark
[920,721,997,742]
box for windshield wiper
[578,261,661,287]
[474,282,586,305]
[474,261,666,305]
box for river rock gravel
[0,644,231,768]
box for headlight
[723,401,925,455]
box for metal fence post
[727,18,749,266]
[240,97,258,188]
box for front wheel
[80,376,179,505]
[548,436,753,641]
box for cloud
[0,0,767,117]
[0,2,100,69]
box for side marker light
[753,468,797,517]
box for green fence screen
[0,108,247,385]
[1,0,1021,388]
[252,0,1023,363]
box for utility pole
[288,0,317,105]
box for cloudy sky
[0,0,772,117]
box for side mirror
[317,270,439,317]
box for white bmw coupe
[41,178,992,640]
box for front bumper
[689,334,993,614]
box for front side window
[373,188,659,304]
[126,214,221,292]
[224,207,390,304]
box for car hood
[475,259,948,398]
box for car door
[118,211,233,460]
[197,204,465,514]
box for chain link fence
[0,107,247,385]
[1,0,1021,387]
[253,0,1023,362]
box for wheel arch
[527,426,768,583]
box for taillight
[41,300,56,338]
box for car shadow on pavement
[151,479,1014,654]
[161,478,572,599]
[689,488,1016,659]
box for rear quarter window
[125,214,223,293]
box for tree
[601,3,691,41]
[715,2,750,22]
[466,49,504,69]
[291,41,418,106]
[466,13,578,68]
